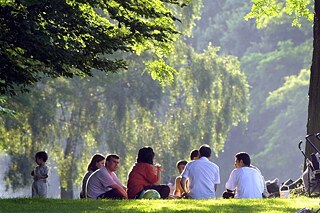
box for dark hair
[176,160,188,168]
[199,144,211,158]
[235,152,251,166]
[35,151,48,162]
[87,153,105,171]
[106,154,120,162]
[190,149,199,160]
[137,146,154,164]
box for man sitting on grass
[86,154,128,199]
[181,144,220,199]
[224,152,265,199]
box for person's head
[87,153,105,172]
[199,144,211,158]
[190,149,199,160]
[176,160,188,174]
[137,146,155,164]
[35,151,48,165]
[105,154,120,172]
[235,152,251,168]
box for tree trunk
[59,105,82,198]
[60,178,73,198]
[60,137,76,199]
[306,0,320,162]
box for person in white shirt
[181,144,220,199]
[225,152,265,199]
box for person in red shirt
[127,146,170,199]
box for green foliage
[0,87,56,190]
[188,0,313,185]
[179,46,249,154]
[0,0,188,95]
[147,59,177,87]
[266,69,310,108]
[245,0,313,28]
[255,69,309,176]
[0,96,16,116]
[241,39,312,115]
[0,0,249,195]
[190,0,261,57]
[237,39,312,180]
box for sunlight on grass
[0,197,320,212]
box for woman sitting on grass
[80,153,105,198]
[127,146,170,199]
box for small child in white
[31,151,49,198]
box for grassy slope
[0,197,319,213]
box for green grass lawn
[0,197,319,213]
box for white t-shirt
[181,157,220,199]
[225,166,264,198]
[86,167,122,198]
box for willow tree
[0,85,57,192]
[96,45,249,180]
[0,0,250,197]
[246,0,319,161]
[0,0,203,197]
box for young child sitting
[173,160,188,198]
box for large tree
[246,0,319,162]
[307,0,320,159]
[0,0,188,96]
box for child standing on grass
[31,151,49,198]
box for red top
[127,162,159,199]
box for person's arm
[32,169,48,180]
[155,164,162,185]
[111,173,128,196]
[180,163,190,197]
[180,177,189,197]
[110,184,128,199]
[225,169,236,192]
[37,172,48,179]
[37,165,49,179]
[144,164,159,185]
[113,174,127,191]
[214,166,220,192]
[258,173,266,193]
[122,185,127,191]
[173,176,182,197]
[37,175,48,180]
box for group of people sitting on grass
[80,144,266,199]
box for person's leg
[32,182,37,198]
[143,185,170,198]
[37,182,47,198]
[97,189,125,199]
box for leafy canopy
[0,0,189,95]
[245,0,313,28]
